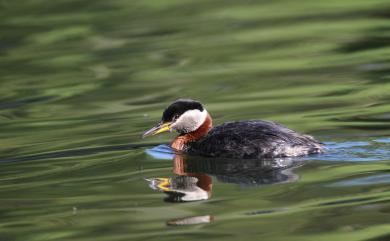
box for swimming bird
[143,99,324,159]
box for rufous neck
[171,114,212,150]
[187,113,213,140]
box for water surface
[1,0,390,240]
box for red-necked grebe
[143,99,324,158]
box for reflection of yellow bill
[156,178,171,191]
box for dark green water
[1,0,390,240]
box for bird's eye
[173,114,180,121]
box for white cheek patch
[171,109,208,133]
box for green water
[1,0,390,240]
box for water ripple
[308,139,390,162]
[330,174,390,187]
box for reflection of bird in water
[146,153,302,202]
[143,99,324,159]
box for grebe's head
[143,99,208,137]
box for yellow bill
[142,122,172,138]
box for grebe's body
[185,120,323,158]
[143,99,324,158]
